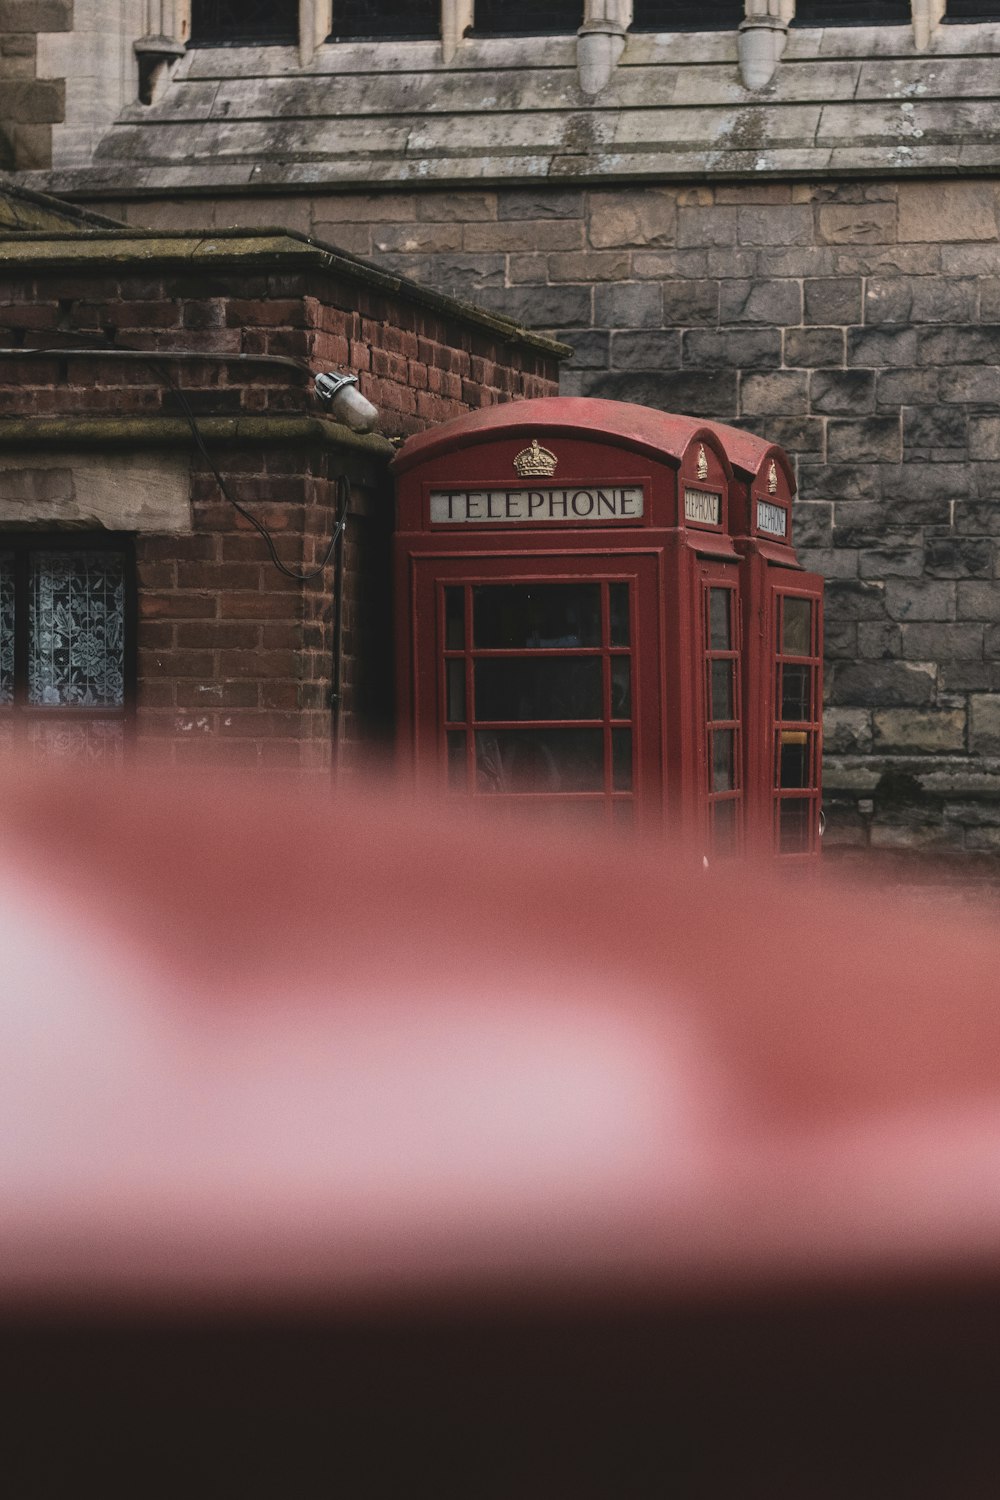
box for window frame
[0,531,137,747]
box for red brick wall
[0,241,561,769]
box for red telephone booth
[391,397,816,860]
[725,430,824,861]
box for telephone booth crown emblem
[513,438,558,478]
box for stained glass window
[0,538,132,765]
[189,1,299,47]
[330,1,440,38]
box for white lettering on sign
[683,487,720,526]
[756,499,787,537]
[429,487,645,524]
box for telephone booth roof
[392,397,736,479]
[722,427,797,497]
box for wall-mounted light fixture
[314,372,380,434]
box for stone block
[911,277,978,324]
[465,220,582,252]
[968,416,1000,461]
[675,207,737,249]
[957,582,1000,621]
[784,327,845,369]
[885,579,956,622]
[873,709,966,755]
[681,328,781,369]
[660,280,718,326]
[718,184,793,205]
[312,194,416,223]
[824,579,887,622]
[829,660,936,708]
[832,246,940,277]
[953,501,1000,538]
[0,78,64,124]
[740,371,807,418]
[381,252,505,293]
[0,0,71,27]
[809,370,874,416]
[610,330,681,370]
[969,694,1000,755]
[506,254,548,285]
[938,366,1000,404]
[560,329,610,369]
[826,417,900,463]
[898,181,999,243]
[848,327,918,369]
[497,189,582,221]
[585,368,738,419]
[736,205,813,246]
[718,280,801,326]
[857,621,902,657]
[979,280,1000,321]
[803,278,861,326]
[589,190,677,249]
[547,250,630,283]
[756,416,824,455]
[943,246,1000,275]
[798,463,879,502]
[858,546,924,580]
[925,538,994,579]
[796,546,857,580]
[823,707,873,755]
[415,192,497,222]
[900,623,983,659]
[595,282,662,329]
[984,625,1000,658]
[875,371,941,414]
[817,204,896,245]
[471,285,592,328]
[863,278,914,326]
[824,622,858,659]
[916,325,1000,367]
[789,501,833,547]
[902,406,967,454]
[373,224,464,254]
[939,662,994,692]
[705,247,758,278]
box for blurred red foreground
[3,760,1000,1495]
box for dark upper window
[943,0,1000,19]
[0,536,133,765]
[631,1,744,29]
[471,2,582,35]
[329,0,439,38]
[791,0,911,22]
[189,1,299,47]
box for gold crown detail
[513,438,558,478]
[767,459,778,495]
[696,444,709,480]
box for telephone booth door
[410,552,665,830]
[766,573,824,859]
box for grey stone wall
[79,177,1000,855]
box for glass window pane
[632,0,745,29]
[794,0,910,22]
[779,731,811,789]
[781,664,812,723]
[779,799,813,855]
[612,728,632,791]
[447,730,467,790]
[473,1,581,34]
[0,553,13,705]
[445,587,465,650]
[473,584,601,650]
[609,583,630,647]
[712,727,734,792]
[29,551,125,708]
[712,798,738,855]
[474,657,602,722]
[191,0,298,44]
[330,0,439,39]
[781,597,812,657]
[475,728,604,793]
[708,588,731,651]
[710,660,733,723]
[611,657,631,719]
[447,659,466,722]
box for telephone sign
[392,397,823,861]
